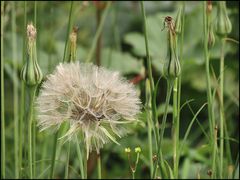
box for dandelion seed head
[36,62,141,157]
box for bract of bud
[208,24,215,49]
[21,23,42,86]
[215,1,232,37]
[175,6,183,34]
[163,29,181,80]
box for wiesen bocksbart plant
[36,62,141,158]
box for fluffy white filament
[36,62,141,157]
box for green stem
[219,37,226,179]
[63,1,74,62]
[64,141,71,179]
[1,1,5,178]
[203,2,215,178]
[40,138,48,175]
[152,81,173,179]
[177,1,185,169]
[86,1,112,63]
[140,1,154,95]
[96,7,102,66]
[49,131,59,179]
[75,135,85,179]
[27,86,37,179]
[11,1,19,178]
[32,2,37,178]
[173,78,179,178]
[97,152,102,179]
[19,2,27,178]
[147,109,153,177]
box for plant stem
[27,86,37,179]
[177,3,185,175]
[219,37,226,179]
[75,135,85,179]
[32,2,37,178]
[63,1,74,62]
[86,1,112,63]
[49,131,59,179]
[97,152,102,179]
[96,7,102,66]
[11,1,19,178]
[19,2,27,178]
[173,78,179,178]
[140,1,154,95]
[1,1,5,178]
[64,141,71,179]
[203,2,216,178]
[147,105,153,177]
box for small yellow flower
[125,147,131,153]
[135,147,141,153]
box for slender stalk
[64,141,71,179]
[49,131,59,179]
[63,1,74,62]
[19,2,27,178]
[75,136,85,179]
[203,2,215,178]
[97,153,102,179]
[11,1,19,178]
[172,78,179,178]
[86,1,112,63]
[140,1,154,95]
[1,1,5,178]
[32,2,37,178]
[27,86,37,179]
[49,2,75,178]
[147,115,153,178]
[177,2,185,173]
[219,37,226,178]
[96,7,102,66]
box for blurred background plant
[1,1,239,179]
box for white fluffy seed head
[36,62,141,157]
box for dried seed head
[36,62,141,158]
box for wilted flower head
[36,62,141,157]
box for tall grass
[203,2,217,178]
[11,1,19,178]
[1,1,6,178]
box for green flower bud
[21,23,42,86]
[135,147,141,153]
[215,1,232,37]
[125,147,131,153]
[175,6,183,34]
[163,29,181,80]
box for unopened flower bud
[125,147,131,153]
[21,23,42,86]
[135,147,141,153]
[163,28,181,80]
[215,1,232,37]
